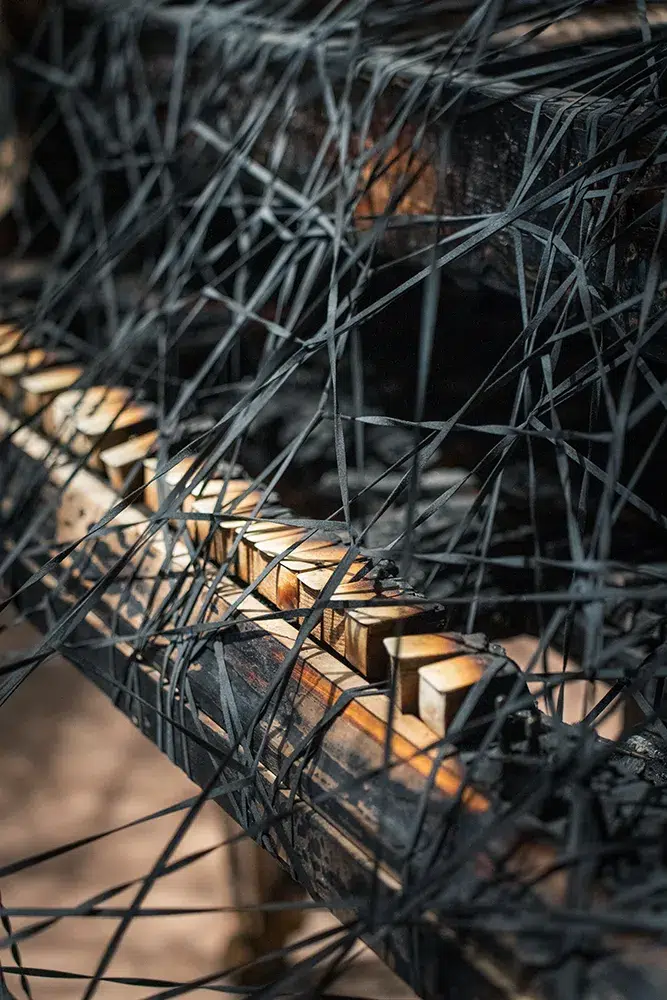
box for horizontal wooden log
[3,398,667,1000]
[7,1,663,315]
[0,392,667,1000]
[125,5,665,308]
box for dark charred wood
[3,400,667,1000]
[5,1,666,314]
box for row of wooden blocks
[0,324,519,739]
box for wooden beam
[3,394,658,1000]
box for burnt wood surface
[2,1,664,314]
[3,409,667,1000]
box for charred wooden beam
[1,358,667,1000]
[6,1,666,315]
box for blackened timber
[11,3,665,307]
[139,8,667,304]
[4,402,667,1000]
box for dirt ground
[0,610,413,1000]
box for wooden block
[297,569,380,655]
[187,477,251,501]
[251,536,350,609]
[0,349,65,400]
[19,365,83,416]
[184,490,264,564]
[144,460,250,512]
[143,456,194,512]
[418,658,486,736]
[345,599,435,684]
[48,386,154,470]
[0,348,52,377]
[233,520,304,583]
[382,634,465,713]
[48,385,130,439]
[99,430,159,495]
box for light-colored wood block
[234,520,304,583]
[297,569,381,655]
[382,633,480,714]
[19,365,83,416]
[418,658,486,736]
[48,386,154,470]
[0,348,51,376]
[143,460,248,513]
[185,490,264,565]
[345,600,434,684]
[143,456,195,512]
[251,536,349,609]
[0,350,64,400]
[99,430,159,495]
